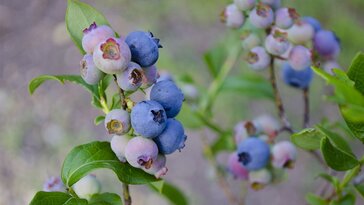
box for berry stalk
[122,183,132,205]
[303,87,310,128]
[113,74,127,110]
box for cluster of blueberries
[222,0,341,89]
[227,115,297,190]
[79,22,187,178]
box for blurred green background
[0,0,363,204]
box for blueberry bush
[28,0,364,205]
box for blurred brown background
[1,0,364,204]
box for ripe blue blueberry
[93,37,131,74]
[241,32,261,50]
[221,4,245,29]
[104,109,131,135]
[124,136,159,169]
[264,30,290,56]
[142,154,168,178]
[227,152,249,180]
[287,21,314,45]
[80,54,105,85]
[153,119,187,155]
[275,8,298,29]
[249,3,274,29]
[131,100,167,138]
[313,30,340,59]
[247,46,271,71]
[281,62,313,89]
[302,16,321,32]
[288,45,312,71]
[233,0,255,11]
[116,62,143,92]
[141,64,158,89]
[125,31,161,67]
[110,135,129,162]
[150,80,184,118]
[237,137,270,171]
[82,22,115,54]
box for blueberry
[233,0,255,11]
[314,30,341,59]
[104,109,131,135]
[141,64,158,89]
[248,169,272,190]
[247,46,271,71]
[261,0,281,10]
[153,119,187,155]
[234,121,257,144]
[287,21,314,45]
[125,31,161,67]
[271,141,297,168]
[249,3,274,29]
[288,45,312,71]
[110,135,129,162]
[142,154,168,178]
[93,37,131,74]
[241,31,261,50]
[150,80,184,118]
[80,54,105,85]
[124,136,159,169]
[72,174,101,200]
[43,176,65,192]
[131,100,167,138]
[275,8,298,29]
[180,83,199,103]
[302,16,321,32]
[237,137,270,171]
[82,22,115,54]
[323,60,341,74]
[253,114,280,138]
[281,62,313,89]
[221,4,245,29]
[227,152,249,180]
[116,62,143,92]
[264,30,290,56]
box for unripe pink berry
[288,45,312,71]
[233,0,256,11]
[110,135,129,162]
[116,62,143,92]
[82,23,115,54]
[104,109,131,135]
[275,8,299,29]
[241,32,261,50]
[80,54,105,85]
[249,3,274,29]
[272,141,297,168]
[43,176,65,192]
[287,21,314,45]
[125,136,159,169]
[142,154,168,178]
[253,114,280,138]
[221,4,245,29]
[234,121,257,144]
[248,169,272,190]
[227,152,249,180]
[247,46,271,71]
[93,37,131,74]
[264,30,290,56]
[141,65,158,89]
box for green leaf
[149,181,189,205]
[330,193,356,205]
[30,191,87,205]
[341,104,364,122]
[29,75,98,97]
[291,128,324,150]
[222,74,274,100]
[66,0,111,54]
[317,173,340,192]
[354,184,364,199]
[61,141,158,187]
[347,52,364,94]
[203,44,227,78]
[94,115,105,125]
[89,193,122,205]
[149,181,165,193]
[210,133,235,156]
[320,137,359,171]
[316,125,354,155]
[306,193,328,205]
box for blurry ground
[1,0,364,204]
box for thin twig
[303,88,310,128]
[113,74,127,110]
[269,58,294,134]
[122,183,132,205]
[201,132,242,205]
